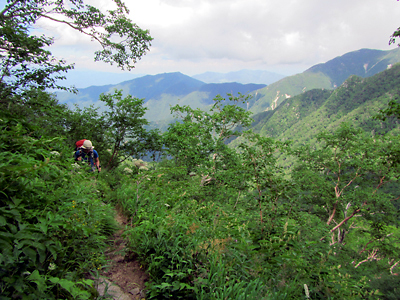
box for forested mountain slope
[308,48,400,86]
[248,47,400,114]
[251,62,400,148]
[56,48,400,128]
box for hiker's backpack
[75,139,95,163]
[75,139,86,151]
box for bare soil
[98,208,149,299]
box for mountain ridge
[56,72,266,123]
[56,47,400,130]
[251,64,400,150]
[247,47,400,114]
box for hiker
[74,140,101,172]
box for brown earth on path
[98,207,149,300]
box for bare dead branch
[330,208,362,233]
[390,260,400,275]
[355,248,381,268]
[359,239,377,254]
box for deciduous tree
[293,123,399,248]
[100,90,162,169]
[0,0,152,94]
[163,93,253,174]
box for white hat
[82,140,94,149]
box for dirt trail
[96,208,148,300]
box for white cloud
[10,0,400,82]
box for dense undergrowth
[108,155,400,299]
[2,89,400,299]
[0,117,120,299]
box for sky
[4,0,400,87]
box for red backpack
[75,139,86,150]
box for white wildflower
[124,167,133,174]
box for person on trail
[74,140,101,173]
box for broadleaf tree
[100,90,163,169]
[238,130,290,227]
[0,0,152,95]
[163,93,253,176]
[293,123,400,266]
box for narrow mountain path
[96,207,148,300]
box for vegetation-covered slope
[248,71,332,113]
[254,63,400,149]
[307,48,400,86]
[252,88,333,136]
[249,47,400,114]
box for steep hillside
[248,71,332,113]
[306,48,400,87]
[253,63,400,149]
[56,47,400,130]
[249,47,400,114]
[252,89,332,137]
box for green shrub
[0,117,117,299]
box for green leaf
[49,277,60,284]
[160,282,173,288]
[22,247,37,263]
[28,270,46,293]
[58,279,75,292]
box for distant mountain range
[56,72,266,125]
[247,48,400,114]
[57,47,400,132]
[239,62,400,158]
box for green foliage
[163,93,252,173]
[368,272,400,300]
[250,64,400,159]
[99,89,163,169]
[0,6,72,94]
[94,91,396,299]
[0,113,117,299]
[0,0,152,95]
[112,106,393,298]
[293,123,399,238]
[2,84,399,299]
[252,88,332,137]
[375,93,400,121]
[237,131,291,226]
[2,15,400,298]
[291,123,400,298]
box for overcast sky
[6,0,400,87]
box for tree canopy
[0,0,152,94]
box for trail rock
[95,277,132,300]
